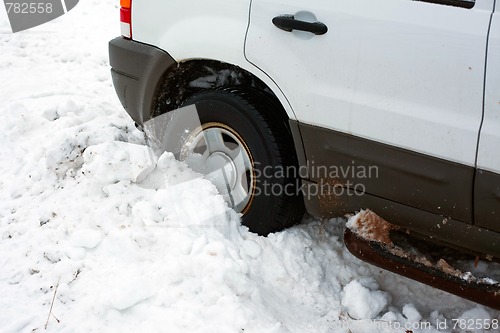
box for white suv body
[110,0,500,306]
[132,0,499,172]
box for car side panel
[297,122,474,223]
[475,8,500,232]
[132,0,249,65]
[478,8,500,174]
[246,0,494,166]
[131,0,297,119]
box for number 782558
[5,2,53,14]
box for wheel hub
[180,123,254,213]
[204,152,237,194]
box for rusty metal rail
[344,229,500,310]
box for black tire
[175,88,305,235]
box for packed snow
[0,1,498,332]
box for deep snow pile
[0,2,498,333]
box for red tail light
[120,0,132,39]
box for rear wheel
[179,89,305,235]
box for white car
[109,0,500,308]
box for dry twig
[44,278,60,330]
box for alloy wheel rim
[180,122,255,213]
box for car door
[245,0,494,223]
[476,4,500,232]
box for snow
[0,1,499,333]
[341,280,389,320]
[82,141,157,183]
[403,304,423,323]
[458,306,492,324]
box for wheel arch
[151,59,297,124]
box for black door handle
[272,15,328,35]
